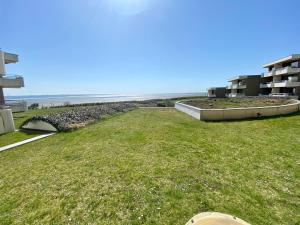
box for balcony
[228,93,245,98]
[263,66,300,77]
[4,52,18,64]
[227,84,246,89]
[272,80,300,88]
[208,94,216,98]
[270,93,296,97]
[260,82,272,88]
[0,75,24,88]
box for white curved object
[186,212,251,225]
[176,100,300,121]
[22,120,57,132]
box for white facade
[0,50,25,134]
[261,54,300,97]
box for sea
[5,92,207,107]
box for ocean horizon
[5,92,207,107]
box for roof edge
[262,54,300,68]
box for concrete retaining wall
[175,102,201,119]
[175,100,300,121]
[0,108,15,134]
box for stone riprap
[21,103,137,132]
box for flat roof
[228,75,260,82]
[262,54,300,68]
[207,87,226,90]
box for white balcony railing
[228,93,245,98]
[227,84,246,89]
[263,66,300,77]
[260,82,272,88]
[272,80,300,88]
[0,75,24,88]
[270,93,296,97]
[208,94,217,98]
[263,71,273,77]
[289,76,298,82]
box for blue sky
[1,0,300,95]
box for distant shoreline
[5,92,207,107]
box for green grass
[0,108,69,147]
[184,97,294,109]
[0,108,299,224]
[0,131,39,147]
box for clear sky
[1,0,300,96]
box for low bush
[28,103,39,110]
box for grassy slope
[0,109,299,225]
[0,108,69,147]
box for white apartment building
[261,54,300,97]
[0,50,25,134]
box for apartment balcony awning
[228,75,260,82]
[262,67,300,77]
[0,75,24,88]
[273,81,300,88]
[262,54,300,68]
[4,52,19,64]
[227,84,246,89]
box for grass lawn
[183,97,294,109]
[0,108,69,147]
[0,108,299,224]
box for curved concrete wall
[0,108,15,134]
[175,100,300,121]
[175,102,201,120]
